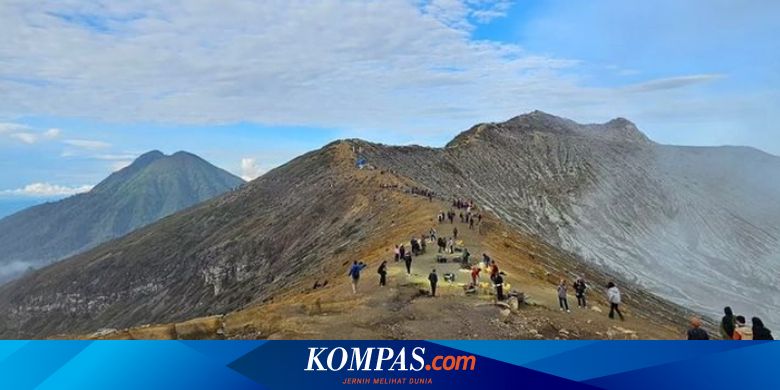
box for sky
[1,0,778,215]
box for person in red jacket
[490,261,500,283]
[471,266,481,286]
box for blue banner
[0,341,777,389]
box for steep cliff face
[360,112,780,326]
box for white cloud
[1,124,61,144]
[9,132,38,144]
[1,182,93,197]
[0,122,29,134]
[623,74,725,93]
[63,139,111,149]
[0,0,582,134]
[43,128,61,138]
[240,157,266,181]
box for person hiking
[453,227,458,240]
[348,261,367,294]
[404,252,413,275]
[420,235,427,254]
[490,260,500,283]
[752,317,774,340]
[430,228,437,242]
[733,316,753,340]
[469,217,475,230]
[462,247,471,265]
[428,269,439,297]
[557,279,570,313]
[447,237,454,254]
[411,238,419,255]
[377,261,388,287]
[482,253,491,269]
[607,282,624,321]
[393,245,400,262]
[721,306,736,339]
[470,266,481,286]
[399,245,406,260]
[494,274,505,301]
[573,277,587,308]
[687,317,710,340]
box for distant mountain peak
[447,111,653,148]
[0,150,244,283]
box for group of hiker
[463,253,505,300]
[685,306,774,340]
[553,277,624,320]
[707,306,773,340]
[409,186,435,201]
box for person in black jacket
[377,261,388,287]
[573,277,588,308]
[752,317,774,340]
[494,274,505,301]
[721,306,736,340]
[428,269,439,297]
[687,317,710,340]
[404,252,413,275]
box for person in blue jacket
[348,261,367,294]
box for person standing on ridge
[607,282,625,321]
[453,227,458,240]
[721,306,736,339]
[348,261,367,294]
[429,269,439,297]
[461,247,471,266]
[687,317,710,340]
[377,261,388,287]
[482,253,491,269]
[573,277,588,308]
[494,274,505,301]
[733,316,753,340]
[393,245,400,262]
[404,252,413,275]
[557,279,570,313]
[752,317,774,340]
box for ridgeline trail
[74,179,689,340]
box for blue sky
[1,0,778,216]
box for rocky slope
[0,139,696,339]
[359,111,780,326]
[0,150,243,283]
